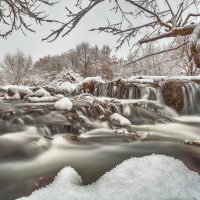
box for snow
[110,113,131,126]
[2,85,33,95]
[54,97,73,111]
[80,76,105,84]
[33,88,51,97]
[189,23,200,50]
[55,94,65,100]
[49,68,83,87]
[127,76,200,83]
[28,97,57,103]
[58,82,77,93]
[17,155,200,200]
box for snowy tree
[41,0,200,70]
[0,50,33,84]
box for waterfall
[181,82,200,114]
[78,79,200,115]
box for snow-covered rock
[17,155,200,200]
[58,82,77,93]
[55,94,65,100]
[54,97,73,111]
[4,92,21,100]
[3,85,33,95]
[33,88,51,97]
[110,113,131,126]
[2,85,33,100]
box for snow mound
[28,97,57,103]
[33,88,51,97]
[54,97,73,111]
[17,155,200,200]
[3,85,33,100]
[58,82,77,93]
[2,85,33,95]
[80,76,105,84]
[110,113,131,126]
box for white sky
[0,1,130,61]
[0,1,197,62]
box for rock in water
[54,97,73,111]
[110,113,131,126]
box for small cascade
[181,82,200,114]
[79,79,200,116]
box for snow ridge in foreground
[18,155,200,200]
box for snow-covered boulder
[3,85,33,100]
[110,113,131,126]
[4,92,21,100]
[58,82,77,93]
[55,94,65,100]
[33,88,51,97]
[54,97,73,111]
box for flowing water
[0,80,200,200]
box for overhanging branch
[139,24,196,44]
[124,40,189,67]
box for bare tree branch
[0,0,60,37]
[124,40,189,67]
[139,24,196,44]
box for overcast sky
[0,1,130,62]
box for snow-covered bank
[17,155,200,200]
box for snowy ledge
[18,154,200,200]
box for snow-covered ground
[17,155,200,200]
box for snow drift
[18,155,200,200]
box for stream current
[0,81,200,200]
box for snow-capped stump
[110,113,131,126]
[54,97,73,111]
[33,88,51,97]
